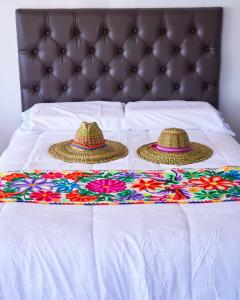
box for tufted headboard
[16,8,223,111]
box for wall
[0,0,240,154]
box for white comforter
[1,128,240,300]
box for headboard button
[33,85,39,92]
[174,83,180,90]
[191,27,197,33]
[189,64,195,71]
[89,47,95,54]
[62,85,68,91]
[132,66,138,73]
[146,47,152,53]
[90,83,96,90]
[44,29,50,36]
[146,83,152,90]
[132,28,138,34]
[118,84,123,90]
[32,48,38,55]
[60,48,66,54]
[74,28,80,36]
[117,48,123,54]
[160,66,166,73]
[103,28,108,35]
[103,66,109,72]
[160,28,166,35]
[174,46,181,53]
[47,67,52,73]
[75,66,81,72]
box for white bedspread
[1,128,240,300]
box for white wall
[0,0,240,154]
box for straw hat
[49,122,128,163]
[137,128,213,165]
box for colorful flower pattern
[30,191,61,202]
[0,167,239,205]
[42,172,64,179]
[86,179,126,193]
[9,178,55,193]
[131,179,165,191]
[189,176,236,191]
[66,191,98,202]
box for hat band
[71,140,106,151]
[153,143,192,153]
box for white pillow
[21,101,125,132]
[124,100,234,135]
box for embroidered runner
[0,167,240,205]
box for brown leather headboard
[16,8,223,111]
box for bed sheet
[1,128,240,171]
[0,128,240,300]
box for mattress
[1,127,240,299]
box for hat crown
[157,128,190,149]
[72,122,105,149]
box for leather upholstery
[16,8,223,111]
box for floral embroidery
[131,179,164,191]
[189,176,236,191]
[64,171,92,181]
[86,179,126,193]
[112,171,142,180]
[0,190,15,199]
[0,167,239,205]
[9,178,55,193]
[2,173,28,182]
[117,190,144,201]
[30,191,61,202]
[42,172,64,179]
[54,179,80,193]
[66,191,97,202]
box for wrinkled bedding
[1,128,240,299]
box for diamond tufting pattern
[16,8,222,111]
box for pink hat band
[152,143,192,153]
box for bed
[1,7,240,300]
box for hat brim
[49,140,128,164]
[137,142,213,165]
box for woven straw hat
[49,122,128,163]
[137,128,213,165]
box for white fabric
[1,127,240,299]
[1,128,240,171]
[124,100,235,135]
[21,101,125,132]
[21,100,234,136]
